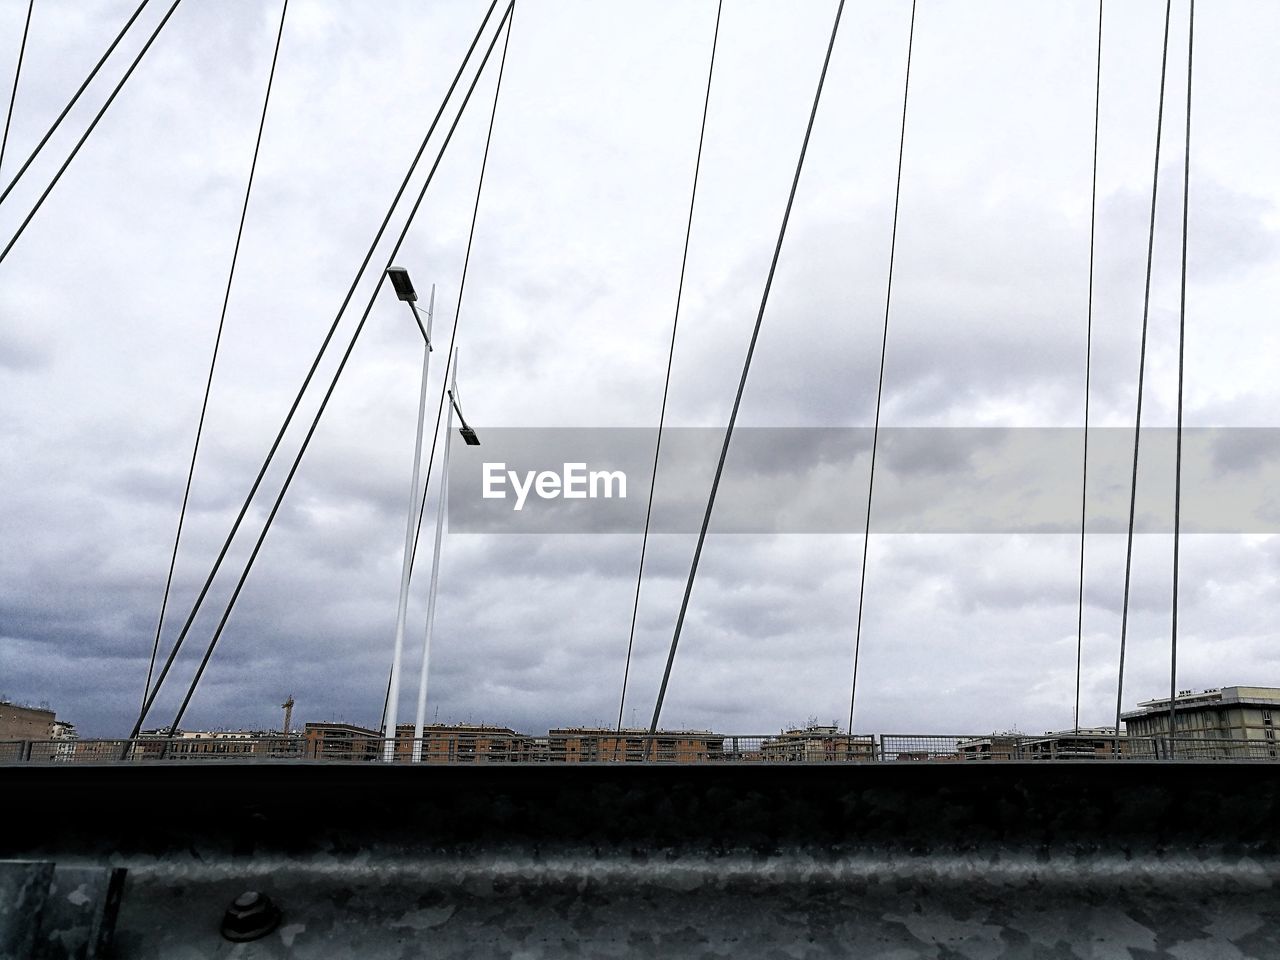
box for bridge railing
[3,732,1278,764]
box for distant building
[956,729,1128,761]
[956,735,1021,761]
[49,720,78,761]
[720,736,764,762]
[99,728,302,761]
[303,722,719,763]
[1020,728,1127,760]
[303,721,380,761]
[760,724,874,762]
[168,730,300,758]
[394,723,535,763]
[1121,686,1280,759]
[67,740,138,762]
[169,731,258,757]
[0,701,54,742]
[546,728,724,762]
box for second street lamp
[412,349,479,760]
[382,267,433,762]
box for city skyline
[5,681,1269,743]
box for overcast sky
[1,1,1278,738]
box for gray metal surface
[104,852,1280,958]
[38,866,126,960]
[5,762,1279,957]
[0,860,53,960]
[0,862,124,960]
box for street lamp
[447,367,482,445]
[387,265,431,344]
[382,267,434,762]
[386,266,416,301]
[412,349,479,760]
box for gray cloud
[1,0,1277,741]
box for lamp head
[386,266,417,302]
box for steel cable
[0,0,150,206]
[164,1,517,736]
[1168,0,1194,754]
[379,4,518,734]
[847,0,916,736]
[0,0,183,264]
[126,0,504,739]
[614,0,723,748]
[1113,0,1174,742]
[0,0,34,175]
[142,0,290,709]
[647,0,847,745]
[1074,0,1104,734]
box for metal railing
[3,732,1278,764]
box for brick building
[395,723,535,762]
[546,728,724,762]
[304,721,381,761]
[0,701,55,742]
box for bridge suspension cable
[127,0,508,739]
[614,0,723,747]
[0,0,184,265]
[847,0,916,736]
[1074,0,1104,735]
[162,1,518,737]
[647,0,847,745]
[406,7,516,580]
[1168,0,1194,753]
[0,0,151,206]
[142,0,290,710]
[1114,0,1175,742]
[0,0,34,176]
[380,2,518,733]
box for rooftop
[1121,686,1280,719]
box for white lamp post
[413,350,479,761]
[382,267,433,762]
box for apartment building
[760,724,874,762]
[394,723,535,762]
[1121,686,1280,759]
[0,701,55,741]
[546,728,725,762]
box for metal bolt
[220,890,281,943]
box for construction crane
[281,695,294,736]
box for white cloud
[0,0,1277,738]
